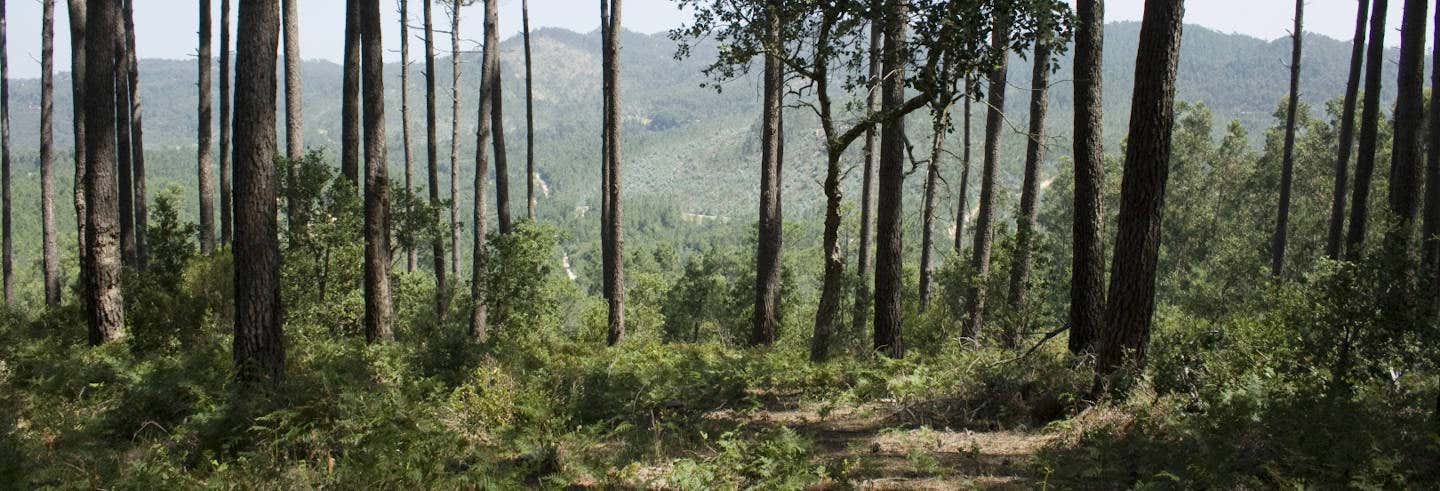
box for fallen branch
[989,323,1070,367]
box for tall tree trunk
[122,0,146,269]
[852,17,881,342]
[955,79,971,255]
[603,0,626,346]
[400,0,415,272]
[1271,0,1303,278]
[67,0,86,302]
[198,0,216,254]
[873,0,908,358]
[1070,0,1106,354]
[114,10,135,268]
[41,0,60,306]
[83,0,123,344]
[918,103,949,312]
[523,0,536,221]
[1424,2,1440,283]
[449,2,462,277]
[600,0,612,300]
[219,0,233,245]
[1,0,12,303]
[1383,0,1427,277]
[232,0,283,384]
[752,1,783,347]
[962,17,1010,343]
[424,0,449,311]
[1328,0,1369,260]
[362,0,393,343]
[341,0,361,185]
[1007,19,1053,347]
[490,0,511,235]
[1095,0,1184,379]
[1346,0,1388,260]
[472,0,497,341]
[283,0,304,235]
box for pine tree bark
[955,79,971,255]
[1346,0,1388,261]
[67,0,86,299]
[424,0,448,310]
[122,0,146,269]
[1383,0,1427,275]
[873,0,908,358]
[283,0,305,235]
[341,0,361,185]
[600,0,612,300]
[1271,0,1303,278]
[362,0,393,343]
[962,17,1010,343]
[1424,3,1440,282]
[449,2,462,277]
[113,10,135,268]
[489,0,511,234]
[603,0,626,346]
[1,0,13,303]
[1007,20,1052,347]
[918,102,949,312]
[83,0,123,344]
[472,0,498,341]
[232,0,284,384]
[198,0,216,254]
[219,0,233,245]
[1095,0,1184,378]
[523,0,536,221]
[751,1,783,347]
[400,0,416,272]
[852,17,881,341]
[41,0,60,306]
[1328,0,1369,260]
[1070,0,1106,354]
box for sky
[0,0,1431,79]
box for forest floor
[632,392,1062,489]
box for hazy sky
[0,0,1430,78]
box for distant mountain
[0,23,1411,220]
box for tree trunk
[603,0,626,346]
[449,2,462,278]
[424,0,449,312]
[114,10,135,268]
[752,2,783,347]
[600,0,612,300]
[122,0,146,269]
[852,17,881,342]
[1384,0,1427,275]
[341,0,361,185]
[1095,0,1185,378]
[1,0,12,303]
[232,0,284,384]
[873,0,908,359]
[472,0,498,342]
[524,0,536,221]
[219,0,233,245]
[955,79,971,256]
[962,17,1010,343]
[41,0,59,306]
[1424,2,1440,284]
[918,103,949,312]
[1070,0,1106,354]
[400,0,415,272]
[198,0,216,254]
[283,0,304,235]
[1328,0,1369,260]
[67,0,86,302]
[1346,0,1388,261]
[83,0,123,344]
[1007,20,1052,347]
[1271,0,1303,278]
[362,0,393,343]
[490,0,511,235]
